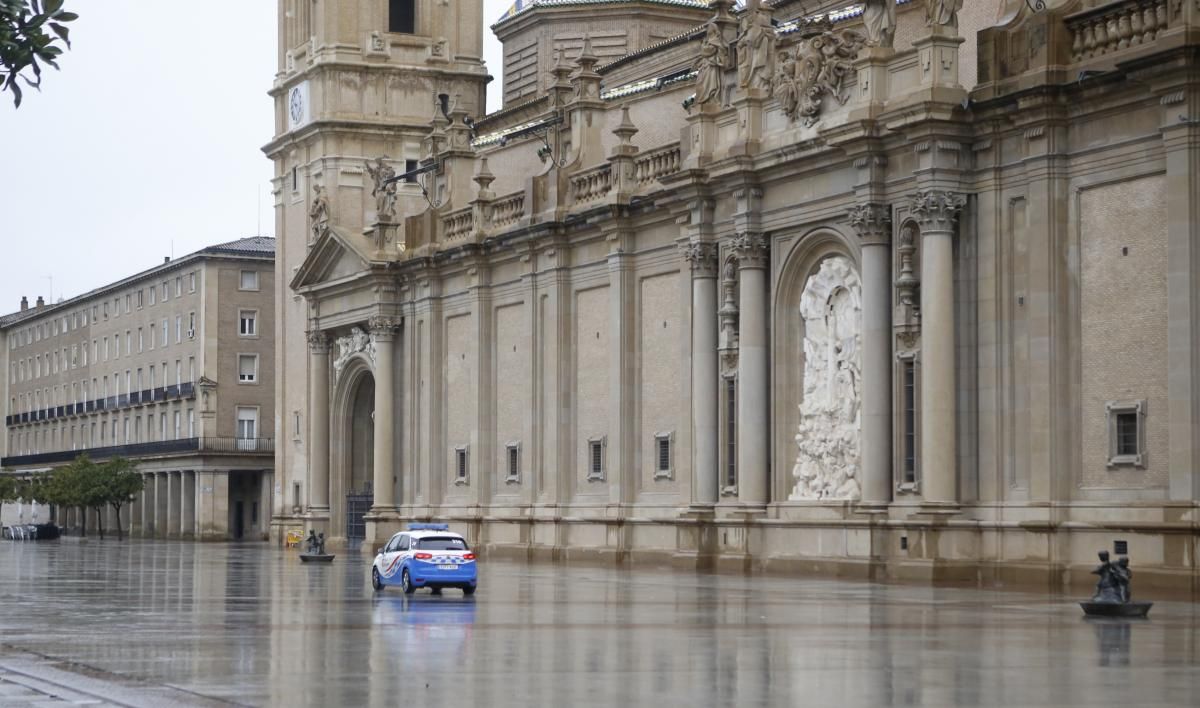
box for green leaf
[43,0,63,14]
[53,11,76,22]
[48,22,68,46]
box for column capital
[911,190,966,232]
[306,330,331,354]
[368,315,401,342]
[847,202,893,246]
[732,232,769,269]
[683,241,720,278]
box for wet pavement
[0,540,1198,707]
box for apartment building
[0,237,275,540]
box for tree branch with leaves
[0,0,76,107]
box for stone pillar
[181,471,196,539]
[167,471,181,538]
[306,331,331,516]
[155,472,169,538]
[733,233,769,507]
[912,190,965,506]
[130,486,142,535]
[686,240,720,507]
[848,203,893,506]
[369,316,400,512]
[140,479,153,538]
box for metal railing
[4,382,198,428]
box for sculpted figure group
[1091,551,1134,604]
[773,31,865,127]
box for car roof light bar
[407,523,450,531]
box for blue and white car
[371,524,478,595]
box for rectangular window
[149,324,156,350]
[138,328,144,352]
[173,411,181,439]
[238,354,258,383]
[188,409,195,437]
[588,436,606,482]
[505,442,520,483]
[162,319,168,347]
[189,272,197,293]
[239,310,257,336]
[188,312,195,338]
[1107,400,1146,467]
[149,287,156,306]
[162,282,169,301]
[654,432,673,480]
[294,411,302,440]
[388,0,415,33]
[405,159,418,182]
[454,445,469,483]
[175,277,182,297]
[240,270,259,291]
[902,360,917,485]
[725,378,737,490]
[175,316,182,344]
[125,331,131,356]
[125,294,131,313]
[136,290,144,308]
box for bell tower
[264,0,488,540]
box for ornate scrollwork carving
[774,30,866,127]
[334,326,374,378]
[910,190,966,231]
[847,203,892,246]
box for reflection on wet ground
[0,540,1197,707]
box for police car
[371,524,478,595]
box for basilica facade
[265,0,1200,592]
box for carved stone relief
[774,30,866,127]
[790,256,863,501]
[333,326,376,379]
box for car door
[380,534,406,584]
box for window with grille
[654,432,673,480]
[505,442,520,483]
[902,359,917,485]
[725,378,737,490]
[389,0,415,33]
[587,437,606,481]
[454,446,469,484]
[1106,400,1146,467]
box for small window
[240,270,259,291]
[389,0,415,34]
[405,159,418,183]
[416,536,468,551]
[398,535,411,551]
[175,277,182,297]
[136,290,143,308]
[901,359,918,486]
[189,272,197,293]
[725,378,737,491]
[454,445,469,484]
[149,287,156,306]
[240,310,257,336]
[238,354,258,383]
[1106,400,1146,467]
[587,436,606,482]
[505,442,520,484]
[654,432,673,480]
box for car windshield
[416,536,468,551]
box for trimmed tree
[100,457,142,540]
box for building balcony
[4,382,198,429]
[0,437,274,468]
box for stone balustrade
[570,164,613,204]
[635,143,681,186]
[1068,0,1174,62]
[441,207,474,242]
[490,191,525,228]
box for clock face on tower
[289,87,304,125]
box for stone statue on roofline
[736,0,775,92]
[863,0,896,48]
[694,20,729,106]
[925,0,963,30]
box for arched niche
[329,354,375,540]
[772,227,863,503]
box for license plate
[437,564,458,570]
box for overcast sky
[0,0,512,316]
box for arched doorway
[331,362,375,543]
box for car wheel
[401,569,416,595]
[462,584,476,596]
[372,567,383,591]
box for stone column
[369,316,400,512]
[686,240,720,507]
[167,471,181,538]
[155,472,169,538]
[848,203,893,506]
[181,471,196,539]
[733,233,770,507]
[306,331,331,516]
[912,190,965,506]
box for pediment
[290,225,374,292]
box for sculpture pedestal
[299,553,336,564]
[1081,601,1153,618]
